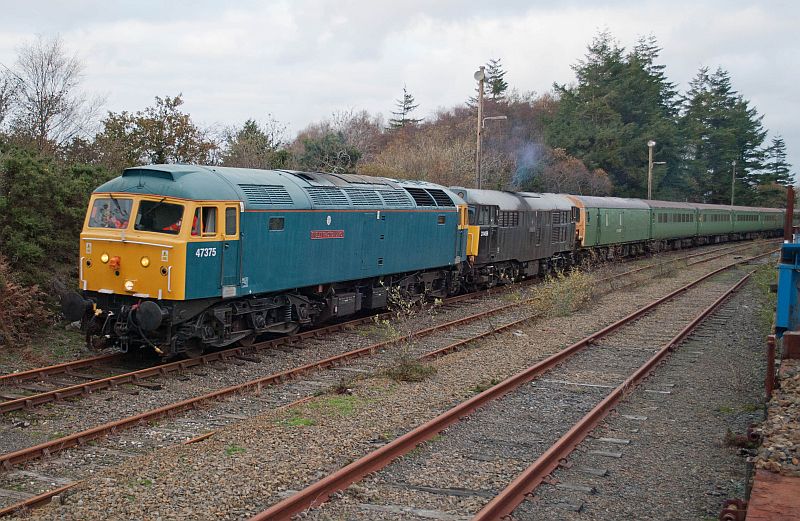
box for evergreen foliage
[545,32,682,198]
[388,86,422,129]
[680,67,767,204]
[295,131,361,173]
[0,147,111,284]
[221,118,289,169]
[486,58,509,100]
[763,135,793,186]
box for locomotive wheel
[183,338,204,359]
[238,334,257,347]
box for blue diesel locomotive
[62,164,783,357]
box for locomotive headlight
[140,256,150,267]
[124,280,135,292]
[100,253,110,264]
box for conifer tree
[544,32,682,198]
[388,86,422,129]
[486,58,509,100]
[680,67,767,204]
[763,135,793,186]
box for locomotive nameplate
[311,230,345,240]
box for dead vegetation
[0,254,52,347]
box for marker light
[124,280,135,292]
[140,256,150,267]
[101,253,110,263]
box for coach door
[220,205,241,297]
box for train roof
[94,165,465,210]
[565,195,651,209]
[644,200,699,210]
[449,188,572,211]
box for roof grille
[238,184,293,206]
[343,188,383,206]
[404,187,437,207]
[304,186,349,206]
[426,189,454,207]
[379,190,413,208]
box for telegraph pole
[475,66,485,189]
[647,140,655,199]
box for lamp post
[647,140,656,199]
[482,115,507,127]
[731,160,737,206]
[474,66,485,189]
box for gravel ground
[8,249,771,520]
[520,281,768,520]
[300,267,753,520]
[752,358,800,476]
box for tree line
[0,33,793,290]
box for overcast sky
[1,0,797,171]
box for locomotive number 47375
[195,247,217,258]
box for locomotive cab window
[88,197,132,229]
[191,206,217,237]
[135,200,184,235]
[224,207,238,236]
[269,217,285,231]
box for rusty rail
[472,271,754,520]
[0,244,774,515]
[0,396,314,518]
[0,239,760,413]
[0,353,122,386]
[248,250,774,521]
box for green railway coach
[565,195,650,251]
[695,203,734,238]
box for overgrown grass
[382,356,437,383]
[653,258,686,279]
[224,444,246,456]
[308,395,360,416]
[280,415,315,427]
[470,378,501,394]
[530,268,595,318]
[752,263,778,334]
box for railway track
[0,239,763,411]
[0,241,773,516]
[247,250,771,520]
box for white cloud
[0,1,797,169]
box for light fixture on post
[474,66,485,189]
[647,140,656,200]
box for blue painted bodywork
[776,241,800,337]
[106,165,469,300]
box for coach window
[269,217,285,231]
[191,206,217,237]
[224,207,237,236]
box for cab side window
[225,207,237,236]
[191,207,217,237]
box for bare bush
[0,254,51,347]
